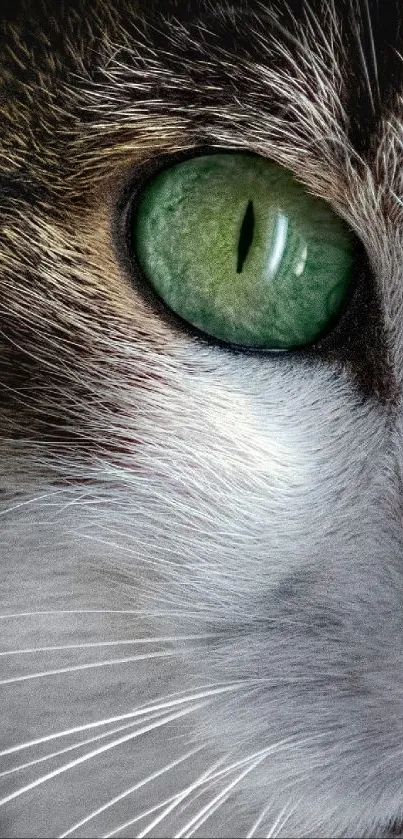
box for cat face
[2,1,403,836]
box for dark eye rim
[113,145,370,359]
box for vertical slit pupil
[237,199,255,273]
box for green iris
[133,153,354,349]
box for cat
[2,0,403,836]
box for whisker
[353,18,376,114]
[0,702,208,809]
[175,751,271,838]
[70,531,176,568]
[55,490,96,514]
[136,756,227,839]
[0,607,213,623]
[167,735,317,839]
[102,794,185,838]
[0,609,173,620]
[0,683,240,757]
[59,746,204,838]
[362,0,380,97]
[0,634,215,656]
[246,802,272,838]
[0,489,67,517]
[266,800,298,839]
[174,765,229,820]
[137,741,294,839]
[0,710,171,779]
[182,789,235,838]
[0,650,174,685]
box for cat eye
[132,153,354,350]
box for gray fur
[1,1,403,836]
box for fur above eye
[132,153,355,350]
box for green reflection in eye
[133,153,354,349]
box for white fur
[2,2,403,837]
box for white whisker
[136,756,226,839]
[0,489,67,517]
[174,766,229,820]
[246,802,272,838]
[137,740,295,839]
[0,634,215,656]
[354,19,375,114]
[59,746,204,838]
[0,650,174,685]
[182,789,234,838]
[0,702,208,809]
[363,0,380,96]
[102,794,184,838]
[0,710,170,779]
[266,800,298,839]
[55,490,95,513]
[175,751,271,838]
[0,610,172,620]
[0,683,240,757]
[71,531,176,567]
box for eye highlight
[132,153,355,350]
